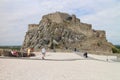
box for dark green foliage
[0,46,21,50]
[112,45,120,53]
[115,45,120,49]
[97,42,102,47]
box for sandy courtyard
[0,52,120,80]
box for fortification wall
[28,24,39,30]
[93,30,106,38]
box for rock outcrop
[21,12,114,53]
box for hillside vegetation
[0,46,21,50]
[112,45,120,53]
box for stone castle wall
[28,24,39,30]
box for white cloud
[80,1,120,44]
[0,0,120,45]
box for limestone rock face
[21,12,113,53]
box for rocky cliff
[21,12,114,53]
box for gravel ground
[0,52,120,80]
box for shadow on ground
[0,56,87,61]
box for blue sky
[0,0,120,45]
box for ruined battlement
[94,30,106,38]
[42,12,80,24]
[28,24,39,30]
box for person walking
[27,48,31,57]
[41,47,46,60]
[83,52,88,58]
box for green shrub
[112,47,120,53]
[115,45,120,49]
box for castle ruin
[21,12,114,54]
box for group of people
[11,50,19,57]
[27,47,46,59]
[11,47,46,59]
[11,47,88,59]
